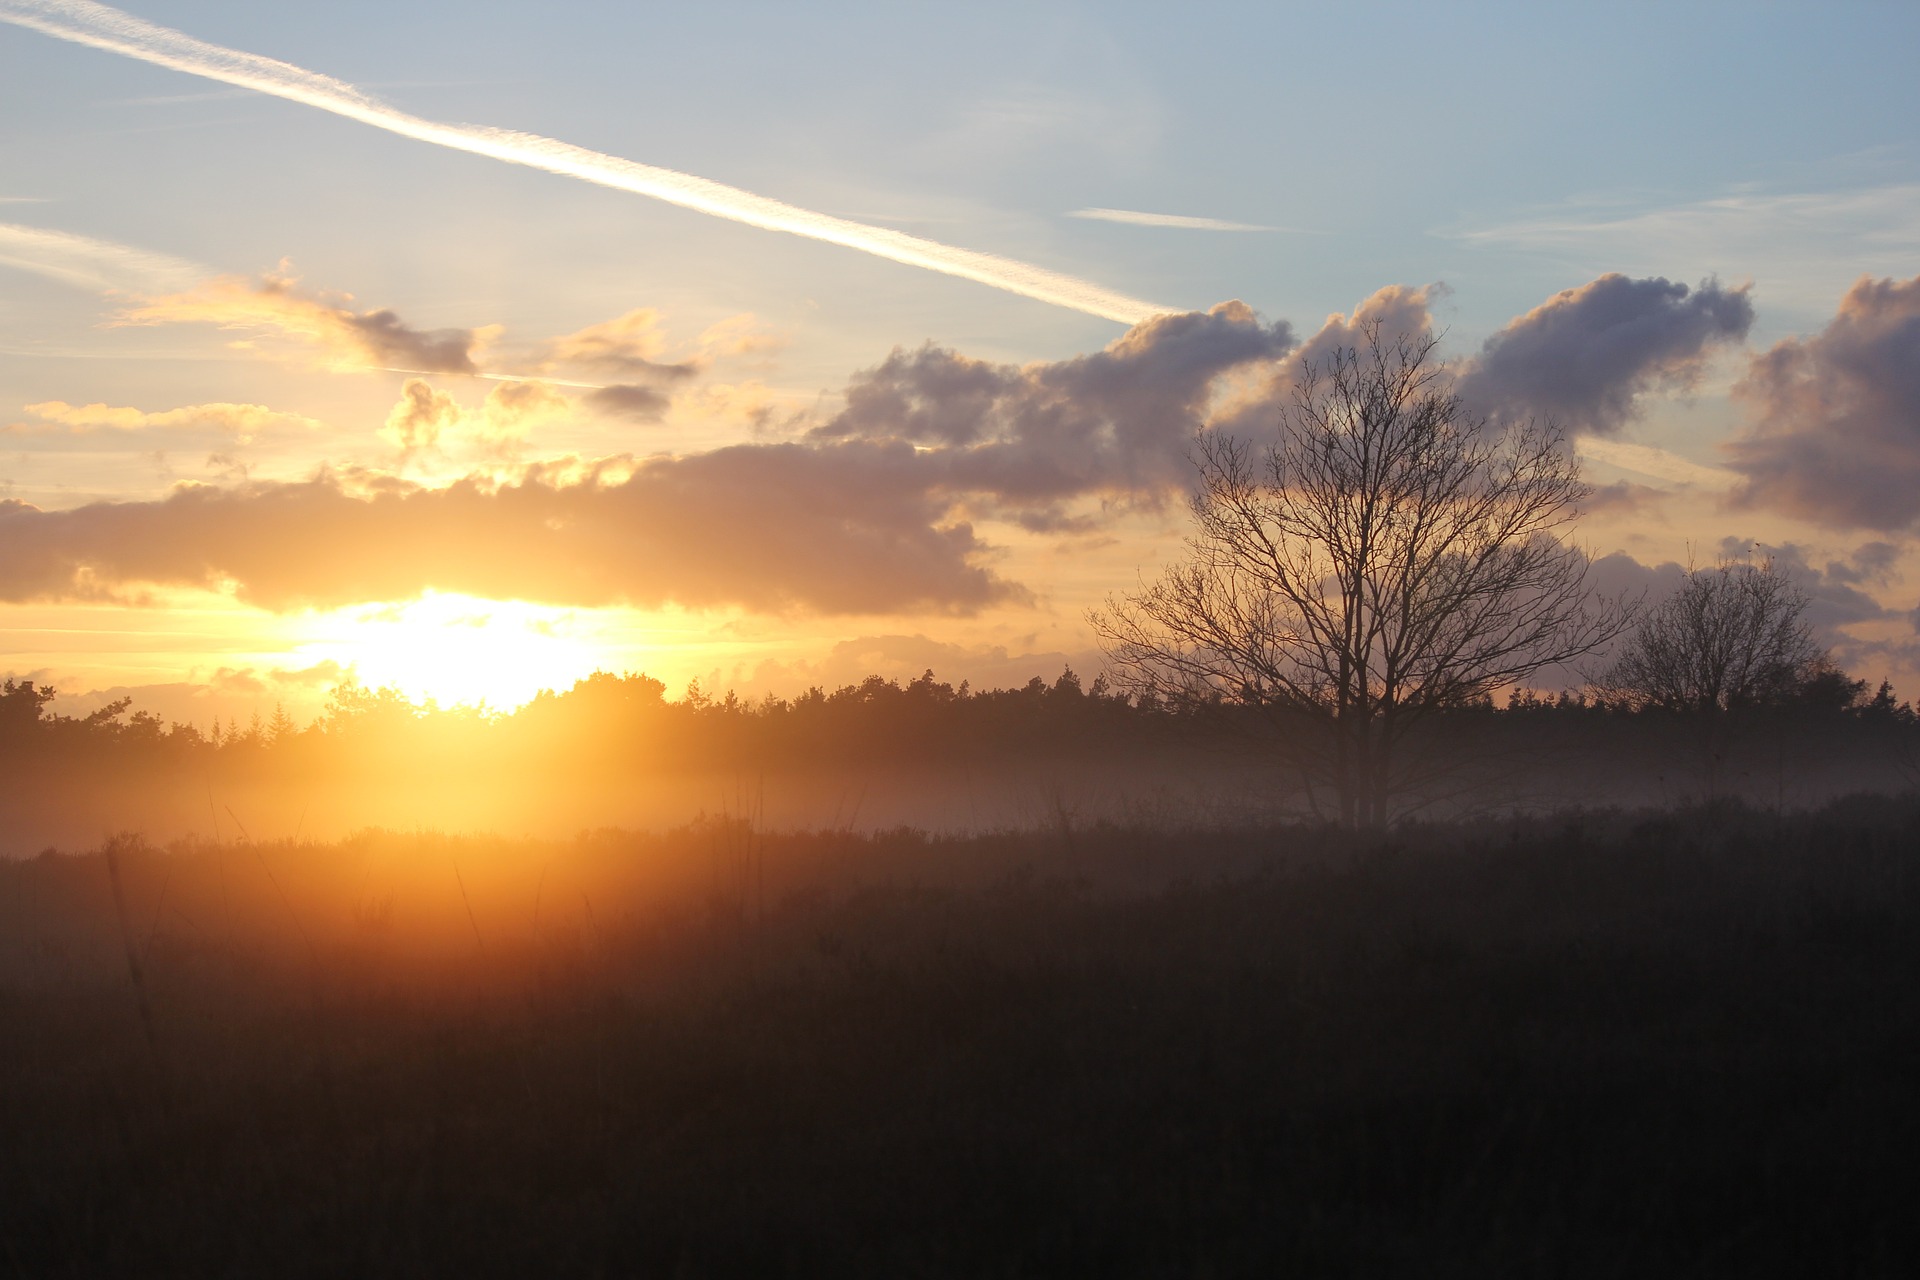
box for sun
[302,592,608,711]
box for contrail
[0,220,205,292]
[1070,208,1277,233]
[0,1,1168,325]
[1573,436,1738,492]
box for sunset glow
[304,593,606,711]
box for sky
[3,0,1920,726]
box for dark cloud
[774,280,1755,533]
[1585,541,1894,660]
[0,442,1021,616]
[344,307,479,375]
[1582,479,1671,518]
[1456,274,1753,433]
[803,276,1744,526]
[818,345,1016,446]
[1819,539,1901,588]
[814,301,1295,503]
[1727,274,1920,530]
[1523,543,1901,694]
[1715,538,1894,637]
[584,384,672,422]
[1582,551,1690,608]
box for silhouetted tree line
[2,667,1162,777]
[4,659,1916,811]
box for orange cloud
[382,379,575,465]
[116,272,490,374]
[0,442,1022,615]
[696,313,787,360]
[479,380,571,442]
[691,380,780,430]
[381,379,461,460]
[10,399,320,443]
[543,307,697,380]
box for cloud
[478,379,570,442]
[1558,542,1903,692]
[1297,283,1441,370]
[815,300,1296,506]
[0,0,1165,324]
[383,378,573,462]
[0,220,204,293]
[9,399,319,443]
[0,442,1023,615]
[118,272,485,374]
[1723,538,1895,637]
[1204,276,1748,448]
[382,379,461,460]
[1202,284,1440,438]
[269,658,345,686]
[1727,273,1920,530]
[689,381,781,431]
[1581,479,1672,519]
[208,665,266,694]
[695,314,786,360]
[1455,274,1753,434]
[801,278,1752,521]
[1068,208,1277,232]
[543,308,700,380]
[584,384,671,422]
[0,283,1823,624]
[1585,541,1897,662]
[543,310,780,419]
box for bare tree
[1596,558,1824,712]
[1091,324,1626,827]
[1596,558,1835,801]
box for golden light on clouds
[114,272,493,374]
[10,399,320,443]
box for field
[4,799,1917,1276]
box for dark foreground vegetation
[4,800,1918,1276]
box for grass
[2,801,1918,1276]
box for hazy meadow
[5,800,1917,1275]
